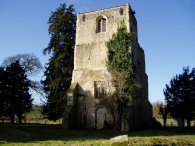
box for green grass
[156,118,195,127]
[25,107,63,124]
[0,124,195,146]
[156,118,177,123]
[0,107,62,125]
[25,108,42,118]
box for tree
[0,61,33,123]
[152,101,162,119]
[152,102,170,127]
[105,24,135,130]
[2,53,42,76]
[2,53,43,95]
[164,67,195,128]
[0,67,6,117]
[159,104,169,127]
[42,3,76,120]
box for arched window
[102,18,106,32]
[97,19,101,32]
[96,16,107,33]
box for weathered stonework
[63,4,152,131]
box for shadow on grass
[0,124,118,143]
[128,127,195,137]
[0,123,195,143]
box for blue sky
[0,0,195,104]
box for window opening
[97,17,107,33]
[82,15,85,22]
[94,81,109,99]
[119,8,123,15]
[97,19,102,33]
[102,18,106,32]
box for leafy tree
[2,53,42,76]
[164,67,195,128]
[0,61,33,123]
[42,3,76,120]
[152,102,170,126]
[159,104,169,127]
[105,24,135,130]
[2,53,43,95]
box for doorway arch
[95,107,106,129]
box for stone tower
[63,4,152,131]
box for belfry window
[97,19,102,32]
[97,17,107,33]
[102,18,106,32]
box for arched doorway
[95,107,106,129]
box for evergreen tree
[0,67,6,117]
[0,61,32,123]
[164,67,195,128]
[42,3,76,120]
[105,24,135,130]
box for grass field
[0,107,62,125]
[156,118,195,127]
[0,124,195,146]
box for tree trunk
[177,117,184,129]
[163,116,167,127]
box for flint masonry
[63,4,152,131]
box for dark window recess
[94,81,108,99]
[97,17,107,33]
[97,19,102,32]
[119,8,123,15]
[102,18,106,32]
[95,86,107,99]
[82,15,85,22]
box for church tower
[63,4,152,131]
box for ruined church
[63,4,152,131]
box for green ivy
[106,24,135,103]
